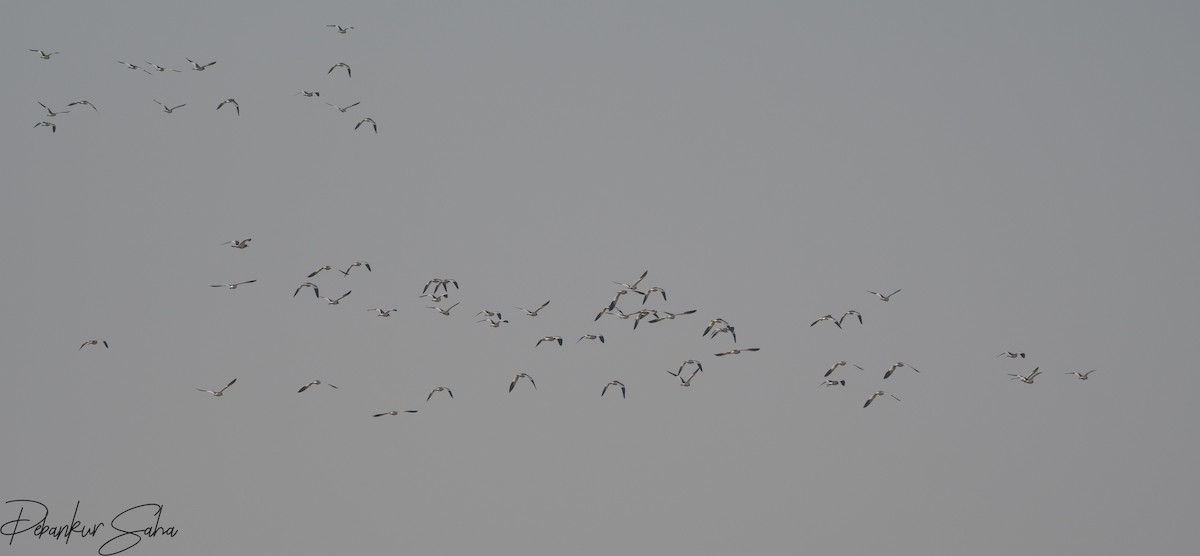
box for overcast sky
[4,1,1200,555]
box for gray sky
[4,1,1199,555]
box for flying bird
[422,278,459,294]
[820,379,846,387]
[1066,370,1096,380]
[144,61,181,72]
[428,302,460,316]
[419,293,451,303]
[325,101,360,113]
[298,380,338,393]
[884,361,920,379]
[38,102,69,117]
[638,286,667,304]
[612,270,648,292]
[863,390,901,408]
[675,360,703,376]
[79,339,108,350]
[340,261,371,275]
[154,99,186,113]
[838,310,863,326]
[825,361,864,377]
[327,25,356,34]
[702,318,729,337]
[715,348,760,356]
[373,410,418,417]
[328,62,351,77]
[354,117,377,133]
[67,100,98,111]
[1009,367,1043,384]
[426,387,453,402]
[868,289,902,302]
[709,325,737,343]
[118,61,152,73]
[293,282,320,298]
[216,98,240,115]
[307,265,334,278]
[322,291,353,305]
[647,309,697,323]
[679,369,700,387]
[197,378,237,396]
[187,58,217,71]
[577,334,605,344]
[221,238,251,249]
[30,49,60,59]
[368,308,399,317]
[210,280,257,289]
[602,380,626,399]
[34,121,56,133]
[294,91,321,97]
[810,315,842,329]
[536,336,564,347]
[509,373,536,392]
[515,300,551,317]
[477,318,509,327]
[997,352,1026,359]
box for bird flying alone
[30,49,60,59]
[868,289,902,302]
[327,25,355,34]
[373,410,418,417]
[509,373,536,392]
[198,378,237,396]
[354,118,377,133]
[210,280,257,289]
[329,62,351,77]
[222,238,251,249]
[216,98,240,115]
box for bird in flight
[293,282,320,298]
[118,61,152,73]
[810,314,842,329]
[602,380,626,398]
[997,351,1026,359]
[198,378,237,396]
[671,360,703,377]
[328,62,352,77]
[368,308,399,317]
[187,58,217,71]
[322,291,353,305]
[679,369,700,387]
[868,289,902,302]
[154,100,186,113]
[516,300,551,317]
[327,25,355,34]
[222,238,251,249]
[703,318,729,337]
[838,310,863,326]
[577,334,605,344]
[1066,370,1096,380]
[340,261,371,275]
[144,61,181,72]
[38,102,69,117]
[67,100,98,111]
[373,410,418,417]
[638,286,667,304]
[863,390,900,408]
[884,361,920,379]
[210,280,257,289]
[825,361,864,377]
[428,302,461,316]
[647,309,697,323]
[34,121,56,133]
[295,91,321,97]
[326,101,360,113]
[307,265,334,278]
[1008,367,1042,384]
[613,270,648,292]
[509,373,536,392]
[477,318,509,327]
[298,380,338,393]
[820,379,846,387]
[426,387,453,402]
[715,348,760,356]
[216,98,240,115]
[79,339,109,350]
[536,336,564,347]
[354,117,377,133]
[30,49,60,59]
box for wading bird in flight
[307,265,334,278]
[536,336,564,347]
[509,373,536,392]
[647,310,697,323]
[868,289,902,302]
[863,390,900,408]
[602,380,626,398]
[1066,370,1096,380]
[144,61,181,72]
[30,49,60,59]
[997,352,1026,359]
[373,410,418,417]
[187,58,217,71]
[210,280,256,289]
[577,334,605,344]
[613,270,648,292]
[198,378,237,396]
[38,102,69,117]
[825,361,864,377]
[1009,367,1042,384]
[293,283,320,298]
[222,238,251,249]
[715,348,760,356]
[340,261,371,275]
[322,291,353,305]
[820,379,846,387]
[295,91,320,97]
[298,380,338,393]
[79,339,108,350]
[810,315,842,329]
[884,361,920,379]
[34,121,56,133]
[326,101,360,113]
[154,100,186,113]
[368,308,399,317]
[327,25,355,34]
[354,117,377,133]
[328,62,351,77]
[67,100,98,111]
[839,310,863,326]
[428,302,460,316]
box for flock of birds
[71,233,1098,417]
[27,25,379,133]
